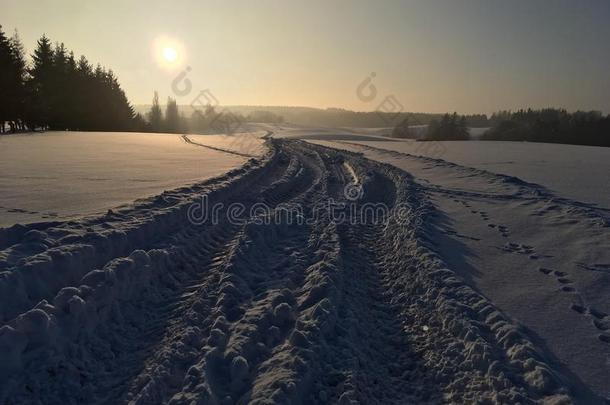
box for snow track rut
[0,139,576,404]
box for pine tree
[49,42,69,129]
[2,28,138,132]
[27,35,54,129]
[9,30,27,131]
[165,97,180,133]
[73,55,93,130]
[0,26,13,132]
[0,27,27,132]
[148,91,163,132]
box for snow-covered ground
[274,124,491,142]
[309,137,610,402]
[320,138,610,209]
[1,127,609,403]
[0,132,263,227]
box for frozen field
[0,132,263,227]
[276,124,610,209]
[311,136,610,401]
[313,138,610,209]
[0,128,609,403]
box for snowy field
[0,127,609,403]
[322,138,610,209]
[275,124,610,209]
[0,132,263,227]
[310,135,610,401]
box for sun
[152,36,186,69]
[162,47,177,62]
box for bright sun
[163,47,177,62]
[153,36,185,69]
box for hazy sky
[4,0,610,114]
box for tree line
[137,105,488,129]
[279,107,487,128]
[391,112,470,140]
[143,94,284,134]
[0,25,140,133]
[390,109,609,147]
[482,109,610,147]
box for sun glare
[163,47,177,62]
[153,36,185,68]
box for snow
[308,137,610,400]
[0,127,608,403]
[0,132,262,227]
[188,132,267,157]
[309,137,610,209]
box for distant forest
[0,25,141,133]
[482,109,610,147]
[389,109,610,147]
[134,104,489,130]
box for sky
[3,0,610,114]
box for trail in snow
[0,138,602,403]
[181,135,257,158]
[312,139,610,401]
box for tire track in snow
[122,143,327,404]
[0,139,580,404]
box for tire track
[0,139,579,404]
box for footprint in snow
[539,267,553,275]
[539,267,578,292]
[568,303,610,343]
[502,242,535,257]
[498,225,509,238]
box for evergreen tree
[8,30,27,131]
[27,35,54,129]
[165,97,180,133]
[73,55,93,130]
[0,26,13,132]
[425,112,470,141]
[148,91,163,132]
[2,30,137,132]
[132,112,149,132]
[0,26,28,132]
[48,42,69,129]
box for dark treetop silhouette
[0,25,140,133]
